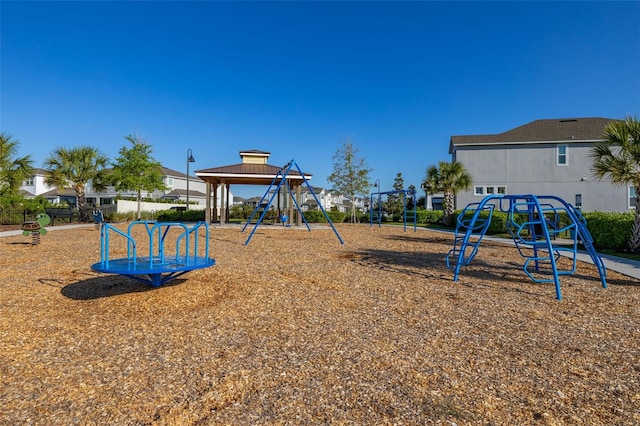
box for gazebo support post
[213,183,218,223]
[205,182,212,224]
[220,181,226,224]
[296,184,302,226]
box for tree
[44,146,109,221]
[387,172,405,216]
[591,115,640,251]
[0,133,33,196]
[406,184,417,211]
[111,135,166,220]
[422,161,472,226]
[422,165,440,211]
[328,139,372,223]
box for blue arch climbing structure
[447,194,607,300]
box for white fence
[115,200,205,214]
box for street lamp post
[373,179,381,226]
[421,182,431,210]
[186,149,195,210]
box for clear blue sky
[2,1,639,198]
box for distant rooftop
[449,117,617,153]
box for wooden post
[205,182,211,224]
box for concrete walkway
[2,223,639,280]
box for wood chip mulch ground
[1,223,639,425]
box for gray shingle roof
[196,163,304,176]
[449,117,618,153]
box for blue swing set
[242,159,344,245]
[369,188,417,232]
[447,194,607,300]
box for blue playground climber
[447,194,607,300]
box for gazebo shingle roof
[195,162,311,186]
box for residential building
[450,117,626,212]
[20,166,229,212]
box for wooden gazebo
[194,150,312,225]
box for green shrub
[0,195,49,212]
[156,209,205,222]
[583,211,634,251]
[303,210,327,223]
[416,209,444,224]
[487,211,508,234]
[357,212,370,223]
[327,211,347,223]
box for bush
[414,209,444,224]
[156,209,205,222]
[357,212,370,223]
[583,211,634,251]
[327,211,347,223]
[0,195,49,213]
[450,207,635,251]
[303,210,327,223]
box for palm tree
[44,146,109,221]
[422,161,472,226]
[591,115,640,251]
[0,133,33,196]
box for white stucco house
[20,166,230,214]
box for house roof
[40,188,77,197]
[161,166,204,181]
[449,117,617,153]
[195,163,312,186]
[163,189,206,198]
[31,168,50,176]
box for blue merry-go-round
[91,220,215,287]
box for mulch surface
[1,224,638,425]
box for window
[630,186,637,209]
[474,185,507,196]
[24,177,34,186]
[165,177,173,187]
[557,145,568,166]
